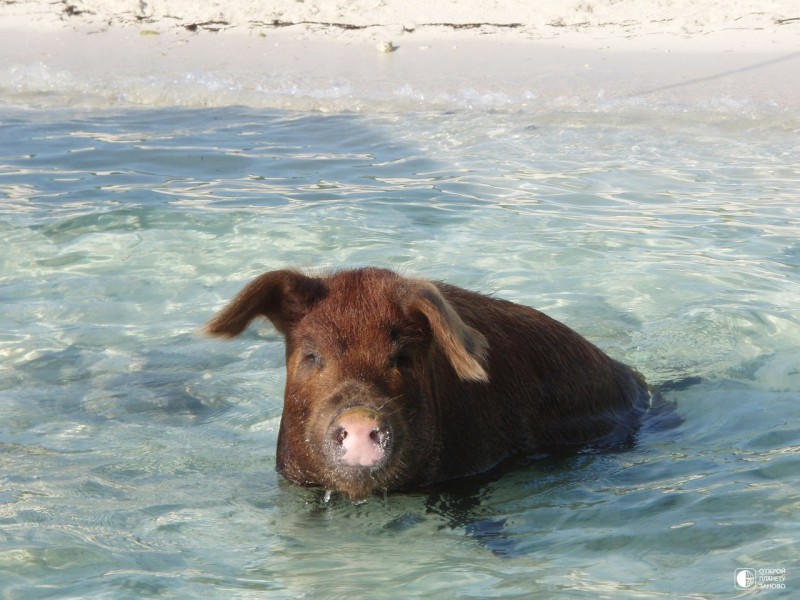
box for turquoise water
[1,98,799,598]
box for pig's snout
[329,406,391,468]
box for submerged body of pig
[207,267,650,501]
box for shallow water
[1,98,799,598]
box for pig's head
[206,268,489,501]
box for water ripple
[1,106,798,598]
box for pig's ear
[409,282,489,383]
[205,270,326,338]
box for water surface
[1,99,798,598]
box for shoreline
[1,1,799,116]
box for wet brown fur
[206,267,650,501]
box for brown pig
[206,267,650,501]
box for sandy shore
[1,1,799,113]
[3,1,799,46]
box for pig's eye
[302,350,323,369]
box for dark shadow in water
[12,341,244,427]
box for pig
[206,267,650,501]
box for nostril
[369,429,384,445]
[334,427,348,445]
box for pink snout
[330,407,390,468]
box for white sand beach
[1,1,799,113]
